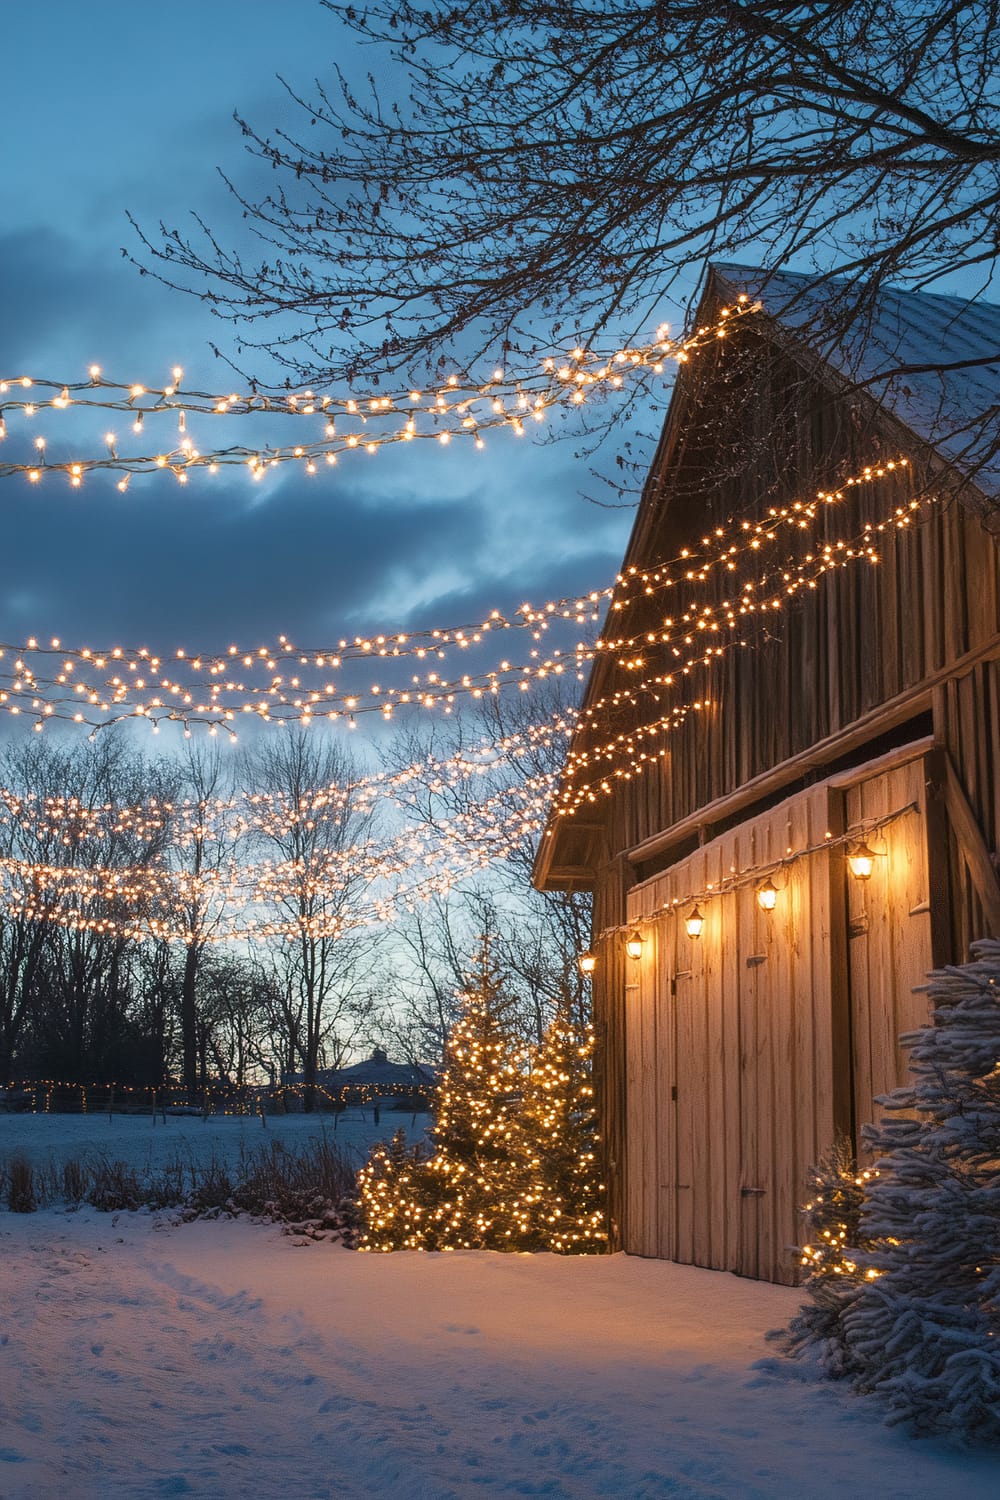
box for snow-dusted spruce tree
[514,1012,607,1253]
[770,1137,878,1375]
[839,939,1000,1439]
[359,944,527,1251]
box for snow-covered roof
[320,1048,435,1091]
[712,264,1000,499]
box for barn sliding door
[622,749,939,1281]
[624,785,839,1284]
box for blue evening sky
[1,0,638,678]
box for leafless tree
[171,743,238,1096]
[0,736,178,1082]
[385,896,471,1063]
[385,683,593,1049]
[133,2,1000,427]
[243,730,380,1106]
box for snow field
[0,1105,419,1177]
[1,1207,996,1500]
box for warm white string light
[0,776,553,946]
[0,473,936,944]
[0,459,914,735]
[549,489,934,814]
[0,303,759,486]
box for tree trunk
[181,942,199,1099]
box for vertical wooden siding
[844,758,934,1151]
[620,762,934,1285]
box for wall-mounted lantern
[625,930,644,961]
[756,877,778,913]
[684,905,705,939]
[578,949,597,976]
[848,841,878,880]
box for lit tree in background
[360,937,525,1250]
[356,1127,429,1252]
[515,1010,606,1253]
[360,948,607,1253]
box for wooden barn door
[733,789,837,1283]
[843,757,934,1149]
[625,785,839,1285]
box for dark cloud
[0,1,639,730]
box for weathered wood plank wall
[617,756,934,1285]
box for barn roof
[712,264,1000,499]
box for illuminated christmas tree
[359,941,527,1251]
[771,1136,877,1375]
[356,1127,429,1251]
[515,1011,606,1253]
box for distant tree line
[0,733,380,1097]
[0,691,590,1099]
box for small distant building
[319,1048,436,1111]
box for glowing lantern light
[685,905,705,939]
[625,930,644,961]
[848,842,878,880]
[578,949,597,976]
[756,878,778,912]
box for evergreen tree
[356,1127,429,1252]
[515,1012,606,1253]
[778,940,1000,1439]
[359,940,527,1251]
[771,1137,878,1376]
[841,939,1000,1439]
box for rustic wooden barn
[533,265,1000,1285]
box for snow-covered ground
[0,1105,421,1176]
[2,1206,996,1500]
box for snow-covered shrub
[87,1159,146,1212]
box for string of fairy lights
[0,700,574,840]
[0,283,938,956]
[0,458,913,735]
[7,1077,432,1113]
[584,802,920,962]
[0,452,934,946]
[0,767,556,945]
[0,301,757,487]
[0,452,907,738]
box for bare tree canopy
[132,0,1000,387]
